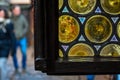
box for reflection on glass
[100,0,120,15]
[100,44,120,57]
[59,0,63,9]
[117,21,120,38]
[68,43,94,57]
[59,49,64,57]
[68,0,96,14]
[59,15,80,43]
[85,15,112,43]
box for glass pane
[68,43,94,57]
[100,44,120,57]
[85,15,112,43]
[117,21,120,38]
[68,0,96,14]
[59,0,63,9]
[100,0,120,15]
[58,0,120,58]
[59,15,80,43]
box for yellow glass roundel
[59,49,64,57]
[68,0,96,14]
[117,21,120,38]
[100,0,120,15]
[59,15,80,43]
[100,44,120,57]
[68,43,94,57]
[85,15,112,43]
[59,0,63,10]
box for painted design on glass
[59,15,80,43]
[100,0,120,15]
[59,49,64,57]
[78,35,86,41]
[95,7,102,13]
[59,0,63,10]
[78,17,86,24]
[62,6,69,13]
[111,35,118,41]
[61,45,69,51]
[117,21,120,38]
[94,45,101,51]
[68,0,96,14]
[100,44,120,57]
[85,15,112,43]
[111,17,119,23]
[68,43,94,57]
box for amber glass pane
[68,43,94,57]
[117,21,120,38]
[100,44,120,57]
[100,0,120,15]
[85,15,112,43]
[59,15,80,43]
[68,0,96,14]
[59,49,64,57]
[59,0,63,9]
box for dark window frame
[34,0,120,75]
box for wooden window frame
[34,0,120,75]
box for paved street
[5,47,114,80]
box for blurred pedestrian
[116,74,120,80]
[0,8,16,80]
[87,75,95,80]
[11,5,29,74]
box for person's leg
[19,37,27,71]
[87,75,95,80]
[117,74,120,80]
[0,58,7,80]
[12,41,19,71]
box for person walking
[0,8,16,80]
[11,5,29,74]
[87,75,95,80]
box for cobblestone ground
[6,47,49,80]
[5,47,114,80]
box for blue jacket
[0,20,16,58]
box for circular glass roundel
[59,49,64,57]
[68,43,94,57]
[100,0,120,15]
[68,0,96,15]
[59,0,63,10]
[117,21,120,38]
[85,15,112,43]
[59,15,80,43]
[100,44,120,57]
